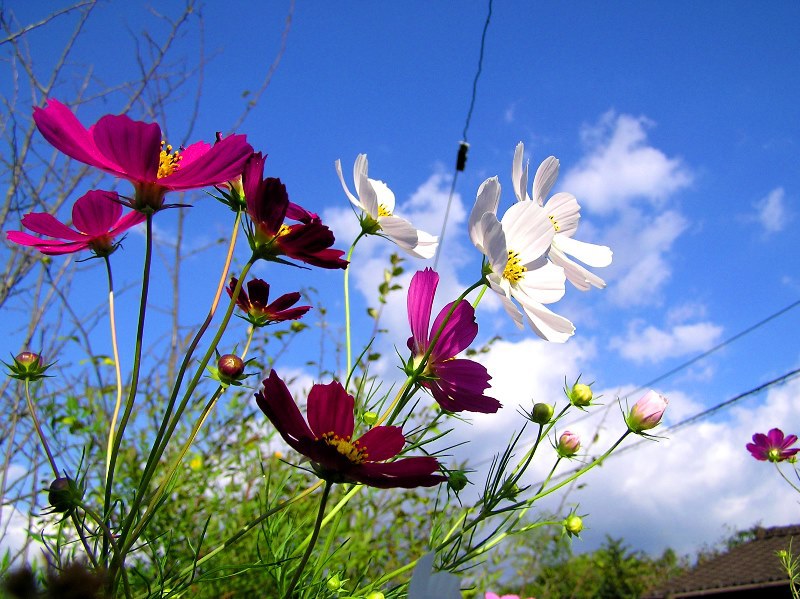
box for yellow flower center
[377,204,392,217]
[158,141,182,178]
[277,224,291,237]
[503,250,527,284]
[548,214,560,232]
[322,433,368,464]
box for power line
[433,0,493,270]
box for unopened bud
[531,402,554,424]
[447,471,469,492]
[625,390,668,434]
[48,477,82,514]
[217,354,245,379]
[569,383,593,407]
[362,411,378,425]
[564,514,583,537]
[5,351,53,382]
[326,574,343,591]
[556,431,581,458]
[366,593,385,599]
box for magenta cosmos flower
[7,190,145,256]
[256,370,446,488]
[241,153,347,269]
[226,276,311,326]
[33,99,253,212]
[406,268,500,413]
[746,428,800,462]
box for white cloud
[610,319,724,364]
[751,187,790,233]
[561,111,693,215]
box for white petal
[517,260,566,304]
[479,212,508,273]
[551,248,607,290]
[501,200,554,264]
[469,177,501,248]
[512,142,529,202]
[512,290,575,342]
[487,279,525,329]
[546,192,580,237]
[379,215,419,250]
[556,235,613,267]
[335,158,363,209]
[357,173,380,218]
[404,228,438,259]
[532,156,560,206]
[370,177,396,212]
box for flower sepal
[46,476,84,516]
[4,352,54,382]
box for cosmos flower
[33,99,253,212]
[7,190,144,256]
[406,268,500,413]
[255,370,447,489]
[511,143,612,290]
[625,390,668,434]
[226,277,310,326]
[336,154,438,259]
[746,428,800,462]
[469,176,574,342]
[242,153,348,269]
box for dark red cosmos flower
[407,268,500,413]
[746,428,800,462]
[242,153,347,269]
[7,190,145,256]
[255,370,446,489]
[226,276,311,326]
[33,99,253,212]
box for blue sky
[3,0,800,561]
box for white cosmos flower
[469,176,575,343]
[512,142,612,290]
[335,154,438,259]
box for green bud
[564,514,583,537]
[569,383,593,407]
[447,471,469,492]
[362,411,379,425]
[48,477,82,514]
[326,574,343,591]
[5,351,53,382]
[530,402,554,424]
[366,593,385,599]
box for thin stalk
[23,380,58,477]
[343,232,365,382]
[102,255,124,480]
[295,483,360,553]
[283,480,332,599]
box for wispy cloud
[610,318,724,364]
[751,187,791,234]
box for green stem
[102,255,124,482]
[284,481,332,599]
[22,380,58,477]
[343,232,365,384]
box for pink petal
[356,426,404,462]
[19,212,84,241]
[6,231,88,255]
[255,370,314,451]
[307,380,354,439]
[108,209,147,237]
[429,300,478,360]
[72,190,122,235]
[159,133,252,190]
[407,268,437,353]
[353,457,445,488]
[92,113,161,182]
[179,140,212,165]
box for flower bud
[48,477,82,514]
[217,354,245,379]
[5,351,53,382]
[530,402,554,424]
[569,382,593,408]
[362,411,378,425]
[366,593,385,599]
[326,574,343,591]
[564,514,583,537]
[625,390,668,434]
[447,471,469,492]
[556,431,581,458]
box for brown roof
[646,525,799,598]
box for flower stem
[102,255,123,481]
[283,480,332,599]
[343,232,364,384]
[24,376,58,477]
[374,376,413,427]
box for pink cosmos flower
[226,276,311,326]
[33,99,253,212]
[241,153,348,269]
[747,428,800,462]
[6,190,145,256]
[256,370,447,488]
[406,268,500,413]
[625,390,668,434]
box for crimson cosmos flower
[407,268,500,413]
[256,370,446,488]
[746,428,800,462]
[33,99,253,212]
[242,153,347,269]
[226,276,311,326]
[7,190,145,256]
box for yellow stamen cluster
[503,250,527,284]
[322,432,368,464]
[157,141,182,179]
[277,224,292,237]
[377,204,392,217]
[548,214,560,232]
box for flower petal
[307,380,354,439]
[335,158,362,209]
[379,215,419,252]
[92,113,161,182]
[469,176,501,250]
[407,268,437,353]
[160,133,252,190]
[556,235,613,268]
[516,259,566,304]
[501,200,554,265]
[370,177,396,213]
[6,231,88,255]
[356,425,405,462]
[513,290,575,342]
[532,156,560,205]
[351,457,446,489]
[429,359,500,413]
[550,247,607,291]
[429,300,477,360]
[255,370,314,452]
[72,190,122,236]
[18,212,84,241]
[512,142,529,202]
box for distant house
[646,525,799,598]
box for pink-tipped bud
[626,390,668,434]
[217,354,245,379]
[5,351,52,382]
[557,431,581,458]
